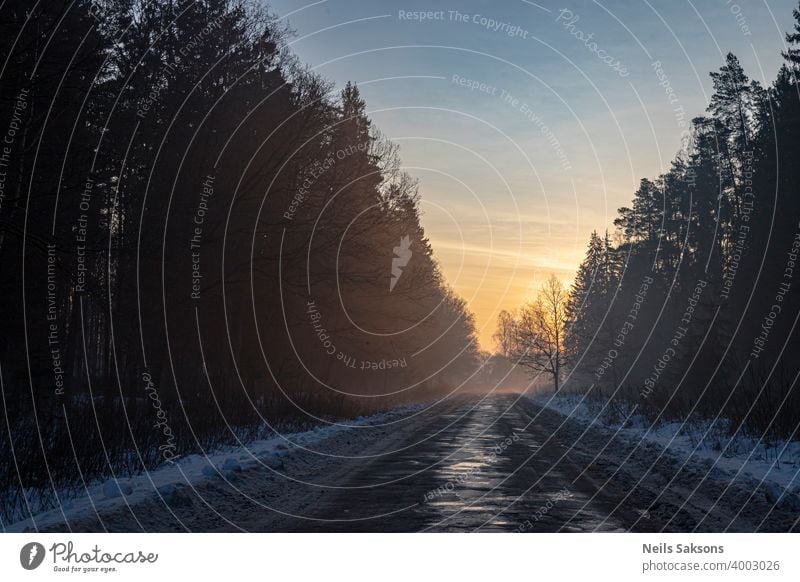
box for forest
[0,0,479,523]
[498,6,800,446]
[5,0,800,531]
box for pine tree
[563,230,622,387]
[615,179,663,248]
[707,53,761,230]
[782,1,800,67]
[565,231,604,359]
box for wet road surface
[35,393,799,532]
[279,394,645,532]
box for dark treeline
[0,0,478,522]
[561,7,800,441]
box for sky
[267,0,798,350]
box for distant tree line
[0,0,478,523]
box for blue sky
[267,0,798,348]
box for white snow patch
[531,392,800,499]
[6,403,425,532]
[102,481,133,499]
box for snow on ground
[530,391,800,504]
[5,403,426,532]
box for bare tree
[505,276,568,393]
[493,309,516,357]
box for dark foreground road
[34,394,799,532]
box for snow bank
[6,403,425,532]
[530,392,800,499]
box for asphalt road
[274,393,798,533]
[277,393,640,532]
[35,393,799,532]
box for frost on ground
[530,391,800,514]
[7,393,799,532]
[5,403,426,532]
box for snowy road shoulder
[6,403,428,532]
[529,392,800,514]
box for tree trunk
[554,360,560,393]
